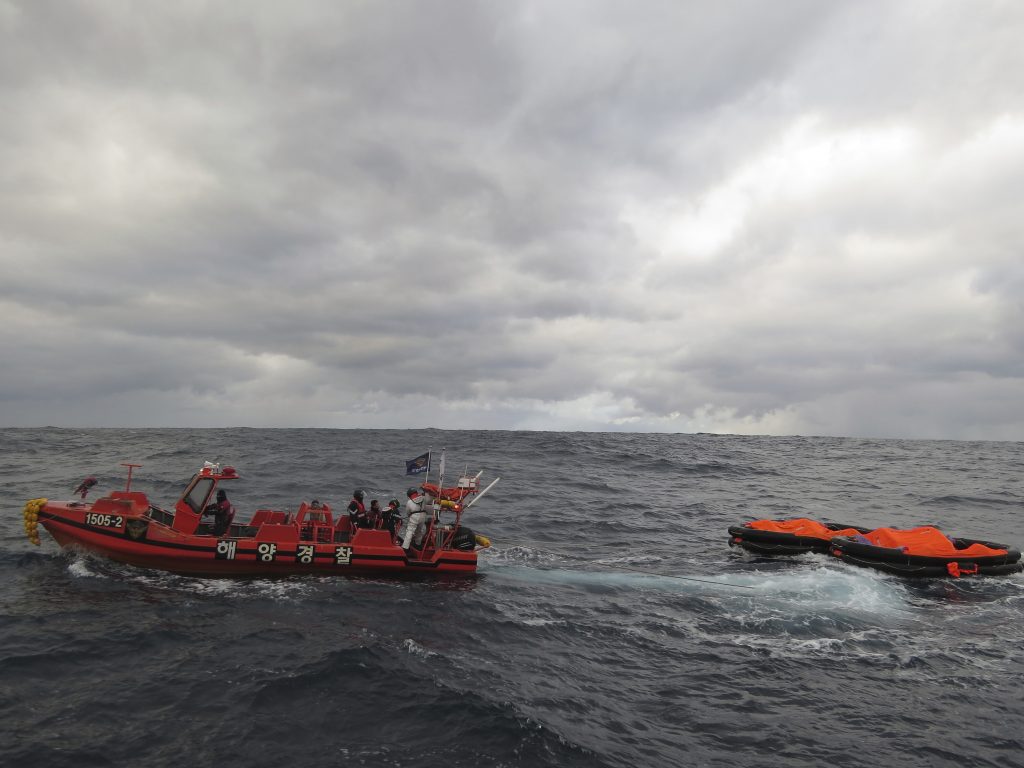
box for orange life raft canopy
[830,525,1022,578]
[746,518,866,540]
[728,518,872,556]
[859,526,1008,558]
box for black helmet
[388,498,400,508]
[406,487,419,496]
[353,489,365,500]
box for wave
[919,493,1023,508]
[4,427,1024,768]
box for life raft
[728,518,871,555]
[829,526,1023,578]
[421,481,478,505]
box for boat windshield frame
[182,476,216,514]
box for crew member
[382,499,401,541]
[74,476,98,499]
[348,489,369,528]
[308,499,327,523]
[402,487,429,551]
[368,499,383,529]
[203,489,235,536]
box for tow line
[492,544,756,590]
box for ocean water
[2,428,1022,768]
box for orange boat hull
[38,501,477,577]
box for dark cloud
[1,1,1023,437]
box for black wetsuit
[204,499,234,536]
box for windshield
[183,477,215,514]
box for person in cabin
[402,487,429,551]
[203,489,235,536]
[348,489,369,528]
[368,499,383,529]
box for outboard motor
[450,525,477,551]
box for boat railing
[298,521,335,543]
[250,509,290,527]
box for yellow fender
[22,498,47,546]
[474,533,491,549]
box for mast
[121,463,143,491]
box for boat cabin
[171,463,241,535]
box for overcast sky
[2,1,1023,439]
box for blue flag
[405,452,430,475]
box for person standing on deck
[368,499,383,529]
[348,490,369,528]
[308,499,327,523]
[382,499,401,541]
[402,488,429,551]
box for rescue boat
[22,462,495,577]
[829,526,1023,578]
[728,518,871,555]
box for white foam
[118,569,318,601]
[728,563,906,615]
[487,560,772,596]
[402,638,437,657]
[480,545,564,565]
[594,554,664,566]
[66,553,102,579]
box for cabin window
[147,506,175,526]
[183,477,215,514]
